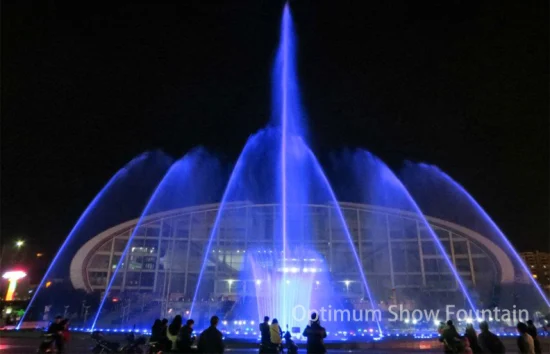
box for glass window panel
[422,241,437,255]
[453,241,468,255]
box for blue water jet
[304,147,383,334]
[190,132,267,317]
[92,149,221,330]
[353,151,478,313]
[410,164,550,309]
[18,152,168,329]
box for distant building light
[36,253,44,258]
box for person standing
[464,323,482,354]
[259,316,271,345]
[47,316,65,354]
[302,313,327,354]
[270,318,282,345]
[198,315,224,354]
[179,319,195,353]
[526,320,542,354]
[440,320,462,353]
[167,315,183,351]
[477,321,506,354]
[517,322,535,354]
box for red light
[112,298,119,302]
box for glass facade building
[71,202,516,315]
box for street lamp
[15,240,24,248]
[2,270,27,301]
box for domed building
[71,201,518,319]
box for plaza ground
[1,331,549,353]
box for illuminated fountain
[20,3,549,337]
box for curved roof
[70,202,517,291]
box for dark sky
[2,1,549,259]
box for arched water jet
[401,163,550,311]
[189,131,269,317]
[92,149,222,330]
[18,151,172,329]
[346,151,478,313]
[304,147,383,334]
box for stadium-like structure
[70,201,519,327]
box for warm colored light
[3,270,26,301]
[45,281,52,288]
[5,281,17,301]
[533,274,538,279]
[2,271,26,281]
[36,253,43,258]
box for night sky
[2,1,548,262]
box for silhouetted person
[47,316,65,354]
[477,321,505,354]
[151,319,163,342]
[440,320,462,353]
[464,324,482,354]
[47,316,63,334]
[260,316,270,345]
[167,315,183,351]
[447,320,460,339]
[179,319,195,353]
[284,325,298,354]
[517,322,535,354]
[526,320,542,354]
[302,313,327,354]
[198,315,224,354]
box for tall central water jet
[267,4,380,330]
[277,4,295,324]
